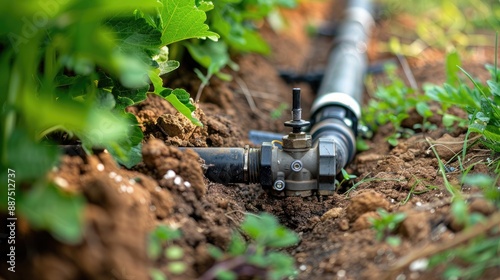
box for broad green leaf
[6,128,60,182]
[159,0,219,45]
[100,113,143,168]
[185,40,232,77]
[161,89,202,126]
[107,17,162,88]
[212,11,270,54]
[19,182,86,244]
[112,82,149,110]
[107,17,162,54]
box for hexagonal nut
[283,135,312,149]
[318,139,336,177]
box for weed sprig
[201,213,299,280]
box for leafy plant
[427,194,499,279]
[18,182,86,244]
[335,168,357,189]
[148,225,186,280]
[183,0,298,89]
[370,208,406,246]
[363,63,433,146]
[426,53,500,153]
[201,212,299,280]
[0,0,217,242]
[423,51,500,276]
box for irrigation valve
[188,88,352,197]
[188,0,371,196]
[259,88,341,196]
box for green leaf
[159,0,219,45]
[386,236,402,247]
[150,269,167,280]
[152,224,182,241]
[241,213,299,248]
[149,68,165,94]
[168,261,187,275]
[443,265,463,279]
[387,135,399,146]
[197,0,215,12]
[106,17,164,89]
[77,111,142,168]
[207,244,224,260]
[215,269,237,280]
[111,78,149,110]
[165,245,184,260]
[162,89,202,126]
[445,51,461,85]
[107,16,162,55]
[7,128,60,182]
[212,10,270,54]
[148,225,181,259]
[185,40,232,76]
[265,252,297,280]
[227,232,247,256]
[483,125,500,142]
[19,182,86,244]
[451,199,468,226]
[416,101,433,118]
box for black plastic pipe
[181,0,374,188]
[181,147,260,185]
[309,0,373,164]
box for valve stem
[284,88,310,133]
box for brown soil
[2,1,499,280]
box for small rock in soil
[346,190,390,222]
[352,211,379,231]
[469,198,496,216]
[398,211,431,242]
[321,207,343,221]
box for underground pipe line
[183,0,374,197]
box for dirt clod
[346,190,390,222]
